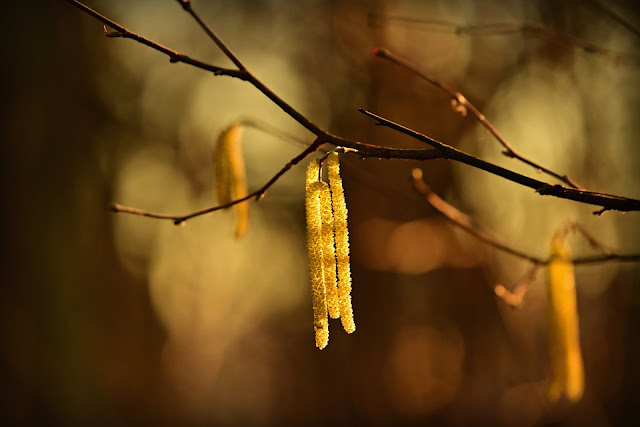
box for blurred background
[1,0,639,425]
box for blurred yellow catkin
[214,124,249,237]
[327,153,355,334]
[547,230,584,403]
[305,160,328,349]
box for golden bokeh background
[1,0,639,425]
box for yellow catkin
[327,152,355,334]
[305,161,328,349]
[214,124,249,238]
[547,231,584,403]
[319,181,340,319]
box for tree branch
[112,139,324,224]
[362,109,640,213]
[494,263,540,308]
[411,168,640,266]
[64,0,244,79]
[66,0,640,221]
[174,0,246,70]
[372,47,582,188]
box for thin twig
[236,117,310,149]
[566,222,615,254]
[372,47,582,188]
[584,0,640,40]
[369,14,640,66]
[411,168,640,266]
[175,0,246,70]
[67,0,449,161]
[64,0,245,79]
[362,109,640,213]
[494,263,540,308]
[112,139,325,224]
[411,168,545,263]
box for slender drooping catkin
[305,161,328,349]
[319,181,340,319]
[547,231,583,403]
[214,124,249,237]
[327,152,355,334]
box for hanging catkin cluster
[547,230,584,403]
[305,153,355,349]
[214,124,249,237]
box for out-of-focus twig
[411,168,640,265]
[584,0,640,40]
[369,14,640,66]
[494,263,541,308]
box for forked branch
[66,0,640,222]
[372,47,582,188]
[362,109,640,213]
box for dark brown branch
[112,139,325,224]
[175,0,246,70]
[68,0,447,162]
[411,168,640,266]
[174,0,384,154]
[362,109,640,213]
[64,0,244,79]
[67,0,640,221]
[372,47,582,189]
[67,0,450,223]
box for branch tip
[371,47,390,58]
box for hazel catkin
[327,152,355,334]
[547,231,583,403]
[214,124,249,237]
[305,160,328,349]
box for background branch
[411,168,640,266]
[494,263,540,308]
[368,14,640,66]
